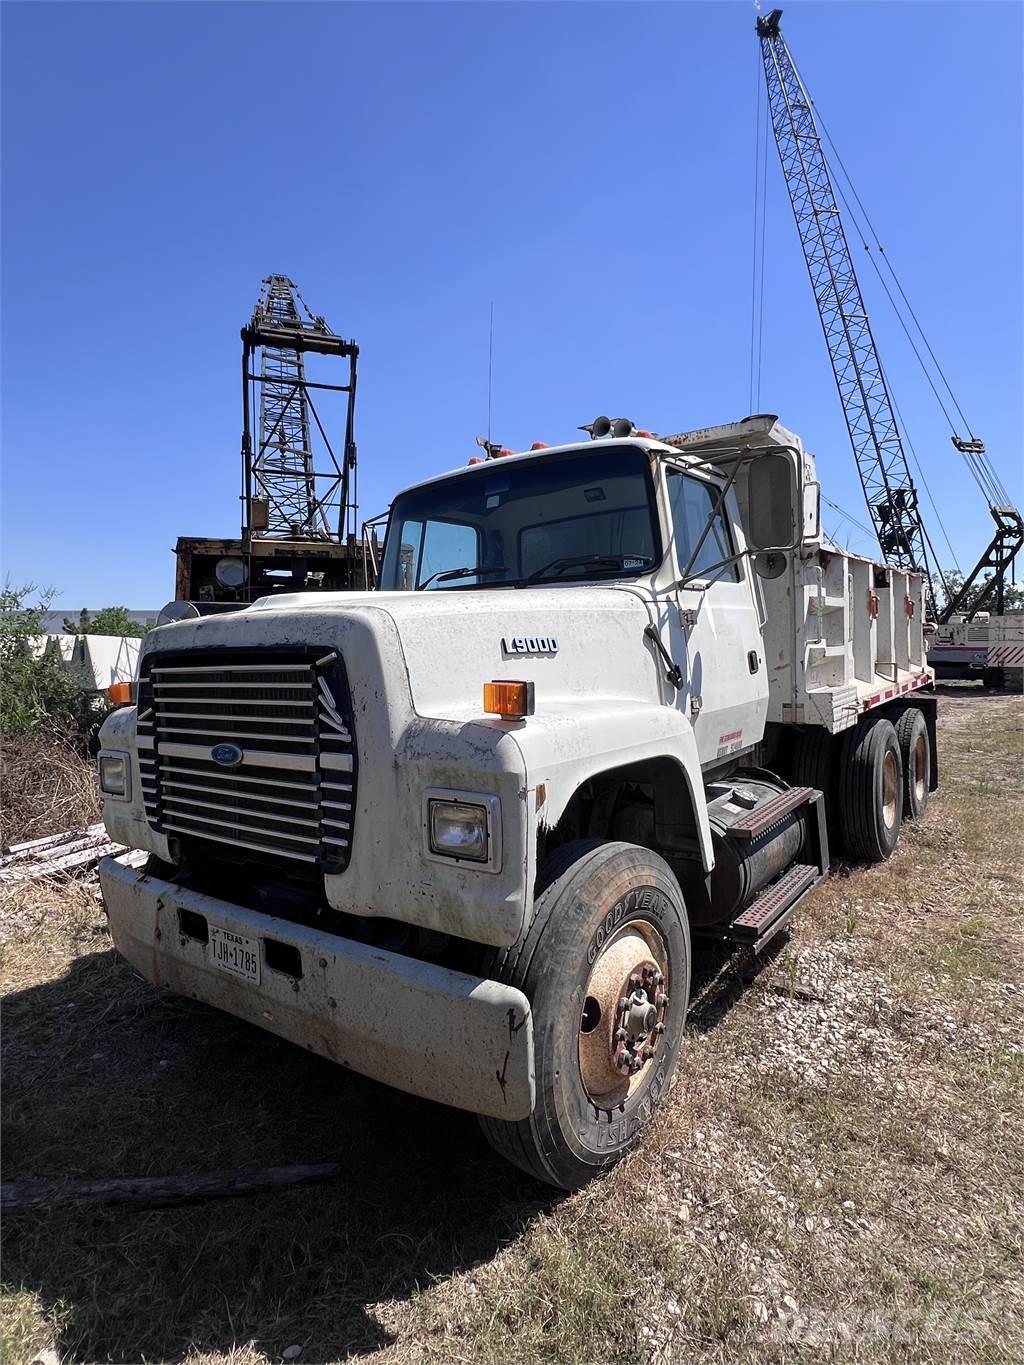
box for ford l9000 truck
[97,415,936,1189]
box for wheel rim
[913,733,927,804]
[882,749,899,828]
[578,920,670,1107]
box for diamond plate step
[729,863,819,943]
[729,786,817,841]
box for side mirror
[746,452,802,552]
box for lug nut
[629,973,642,988]
[615,1027,627,1042]
[655,1022,666,1035]
[657,993,669,1008]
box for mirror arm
[676,551,746,591]
[678,460,741,581]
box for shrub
[0,584,101,740]
[0,733,100,845]
[63,606,153,637]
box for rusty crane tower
[241,275,361,590]
[170,276,372,612]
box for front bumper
[99,859,535,1120]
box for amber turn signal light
[107,682,134,705]
[483,680,534,719]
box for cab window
[666,470,740,582]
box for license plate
[209,925,261,984]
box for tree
[937,571,1024,618]
[63,606,153,637]
[1,583,99,739]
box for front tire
[479,840,691,1190]
[838,717,903,862]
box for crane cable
[881,357,962,575]
[821,494,875,541]
[751,41,956,579]
[791,57,1014,513]
[778,46,992,577]
[821,150,1009,516]
[822,158,962,585]
[748,48,769,412]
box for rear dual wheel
[838,716,903,862]
[480,840,690,1190]
[894,707,930,821]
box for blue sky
[2,0,1021,608]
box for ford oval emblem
[211,742,244,768]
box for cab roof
[397,436,681,499]
[396,415,803,499]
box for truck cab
[97,415,935,1188]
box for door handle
[748,650,760,674]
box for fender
[504,700,715,873]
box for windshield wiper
[417,564,510,591]
[515,553,652,589]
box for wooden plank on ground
[0,838,125,884]
[1,1162,346,1210]
[1,823,106,862]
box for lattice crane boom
[756,9,1023,622]
[755,9,937,602]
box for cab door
[660,465,769,767]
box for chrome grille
[138,648,356,871]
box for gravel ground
[2,687,1021,1365]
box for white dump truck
[97,415,936,1189]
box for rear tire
[838,717,903,862]
[479,840,691,1190]
[894,708,930,820]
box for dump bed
[758,541,931,731]
[663,416,934,734]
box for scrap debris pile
[0,824,145,885]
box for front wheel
[479,840,691,1190]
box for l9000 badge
[501,636,559,656]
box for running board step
[729,786,817,840]
[691,862,822,956]
[729,863,819,942]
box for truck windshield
[379,445,660,591]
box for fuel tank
[677,772,808,926]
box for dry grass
[0,737,100,849]
[1,689,1021,1364]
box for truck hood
[148,586,667,719]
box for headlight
[428,799,489,862]
[99,752,130,800]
